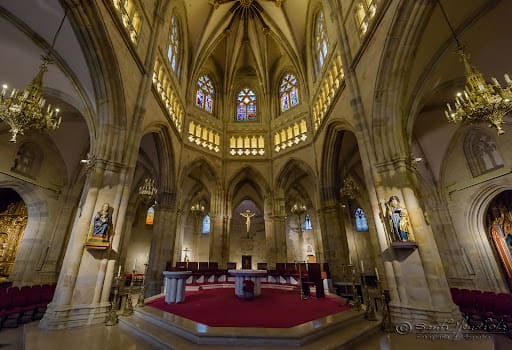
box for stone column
[318,200,350,281]
[209,188,225,264]
[40,160,129,329]
[374,160,459,323]
[265,196,286,266]
[146,191,178,297]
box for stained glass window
[355,208,368,232]
[314,10,328,71]
[304,214,312,230]
[202,214,211,234]
[196,75,215,113]
[236,88,257,121]
[279,73,299,113]
[168,15,180,74]
[146,206,155,225]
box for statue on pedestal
[86,203,113,250]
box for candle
[375,267,379,281]
[348,255,352,266]
[360,260,364,273]
[133,259,137,271]
[117,265,121,277]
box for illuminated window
[112,0,141,44]
[355,0,378,36]
[304,214,312,230]
[146,206,155,225]
[355,208,368,232]
[196,75,215,113]
[202,215,211,234]
[279,73,299,113]
[168,15,181,75]
[236,88,257,121]
[314,10,328,72]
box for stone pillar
[40,160,129,329]
[374,160,459,323]
[209,188,225,264]
[146,191,178,297]
[318,201,350,281]
[265,196,286,266]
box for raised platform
[120,284,381,348]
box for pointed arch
[320,121,358,203]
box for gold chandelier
[438,0,512,135]
[0,12,67,143]
[138,178,157,201]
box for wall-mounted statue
[86,203,113,250]
[386,196,411,242]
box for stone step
[119,305,380,349]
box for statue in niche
[90,203,112,241]
[386,196,411,242]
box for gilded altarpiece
[0,201,27,277]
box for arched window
[236,88,257,121]
[168,15,181,75]
[314,10,328,72]
[145,206,155,225]
[11,142,42,178]
[196,75,215,113]
[202,214,211,234]
[279,73,299,113]
[304,214,312,230]
[355,208,368,232]
[464,129,504,177]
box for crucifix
[240,209,256,238]
[182,247,190,262]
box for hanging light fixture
[290,202,306,234]
[340,175,359,200]
[138,178,157,201]
[0,11,68,142]
[438,0,512,135]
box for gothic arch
[466,185,512,291]
[319,122,358,203]
[372,1,433,163]
[226,166,270,215]
[65,1,127,162]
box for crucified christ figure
[240,209,256,234]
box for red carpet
[146,287,351,328]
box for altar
[228,269,267,298]
[163,271,192,303]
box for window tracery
[279,73,299,113]
[355,208,368,232]
[464,129,504,177]
[168,15,181,75]
[314,10,328,72]
[196,75,215,114]
[236,88,257,121]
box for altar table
[228,269,267,298]
[163,271,192,303]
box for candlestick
[360,260,364,273]
[117,265,121,277]
[348,254,352,266]
[375,267,379,281]
[133,259,137,272]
